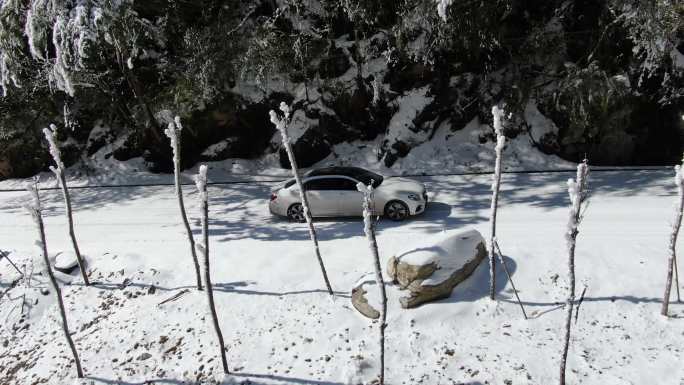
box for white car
[269,167,428,221]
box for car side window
[305,178,357,191]
[304,179,324,190]
[337,179,359,191]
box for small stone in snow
[137,352,152,361]
[40,288,49,295]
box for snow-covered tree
[43,124,89,286]
[357,181,387,385]
[269,102,334,296]
[24,179,84,378]
[0,0,166,148]
[194,165,229,374]
[165,117,202,291]
[662,156,684,316]
[436,0,453,22]
[488,106,506,300]
[559,160,589,385]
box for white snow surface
[396,228,484,286]
[1,169,683,384]
[524,99,559,143]
[384,85,434,149]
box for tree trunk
[559,238,576,385]
[58,161,89,286]
[30,187,84,378]
[198,172,229,374]
[170,128,202,290]
[283,139,334,295]
[488,173,500,300]
[559,161,589,385]
[273,105,334,295]
[359,184,387,384]
[489,106,505,300]
[662,164,683,316]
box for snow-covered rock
[54,251,78,273]
[351,273,381,319]
[387,229,486,308]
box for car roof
[303,166,370,178]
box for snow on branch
[357,182,375,240]
[491,106,506,192]
[43,124,65,176]
[164,116,183,166]
[566,161,589,240]
[436,0,453,22]
[195,164,208,206]
[269,102,292,136]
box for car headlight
[407,193,420,201]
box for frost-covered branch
[436,0,453,21]
[662,157,684,316]
[164,117,202,290]
[194,165,229,374]
[43,124,89,286]
[357,182,387,385]
[488,106,506,300]
[270,102,334,295]
[24,180,84,378]
[559,159,589,385]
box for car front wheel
[287,203,306,222]
[384,200,409,221]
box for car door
[303,178,338,216]
[335,178,364,216]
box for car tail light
[270,193,278,201]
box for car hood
[376,177,425,194]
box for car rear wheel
[384,200,409,221]
[287,203,306,222]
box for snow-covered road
[1,170,683,385]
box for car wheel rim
[387,202,407,220]
[289,205,305,222]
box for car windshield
[351,169,383,188]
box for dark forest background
[0,0,682,179]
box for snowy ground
[1,170,683,385]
